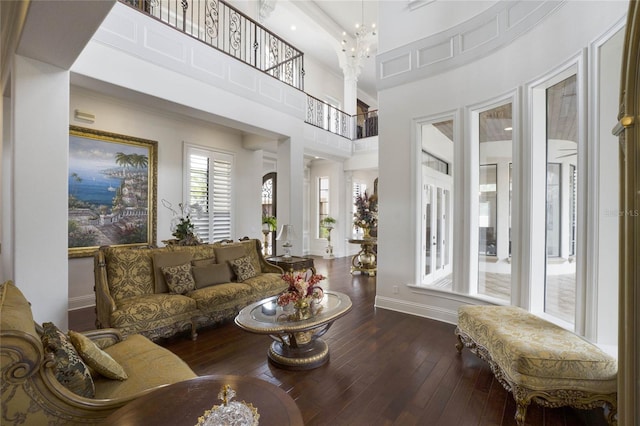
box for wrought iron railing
[121,0,378,141]
[305,96,378,140]
[356,110,378,139]
[122,0,304,90]
[305,95,353,139]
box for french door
[422,167,452,285]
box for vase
[362,226,371,239]
[292,298,312,321]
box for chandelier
[341,0,376,59]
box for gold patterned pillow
[229,256,258,282]
[41,322,95,398]
[161,262,196,294]
[68,330,128,381]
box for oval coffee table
[103,375,303,425]
[235,291,352,370]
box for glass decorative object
[195,384,259,426]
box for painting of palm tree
[68,126,158,257]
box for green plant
[321,216,337,228]
[262,215,277,231]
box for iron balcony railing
[121,0,378,141]
[122,0,304,91]
[305,95,379,140]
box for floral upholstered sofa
[0,280,197,425]
[94,238,286,341]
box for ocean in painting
[68,167,122,207]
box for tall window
[186,145,233,243]
[318,177,329,238]
[477,102,513,301]
[544,74,578,324]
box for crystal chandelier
[341,0,376,59]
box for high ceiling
[249,0,379,100]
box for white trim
[68,295,95,311]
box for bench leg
[455,333,464,352]
[515,400,530,426]
[190,319,198,341]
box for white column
[276,136,304,256]
[496,161,511,260]
[339,54,362,116]
[12,55,70,328]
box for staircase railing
[121,0,304,91]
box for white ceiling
[254,0,380,100]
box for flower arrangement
[277,273,325,320]
[353,191,378,231]
[162,199,203,244]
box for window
[318,177,329,238]
[185,145,233,243]
[476,102,513,301]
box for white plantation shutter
[186,145,233,243]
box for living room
[1,0,638,424]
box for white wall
[378,0,498,53]
[67,86,263,309]
[376,0,626,344]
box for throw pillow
[153,252,194,293]
[41,322,95,398]
[229,256,258,282]
[191,257,217,267]
[213,245,246,281]
[68,330,128,381]
[161,262,196,294]
[192,263,233,289]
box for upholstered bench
[455,305,617,425]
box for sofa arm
[83,328,124,349]
[250,239,284,274]
[93,249,117,329]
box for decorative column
[276,136,304,256]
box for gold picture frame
[68,126,158,258]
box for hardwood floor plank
[69,255,611,425]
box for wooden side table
[267,256,316,275]
[348,238,377,276]
[103,375,303,425]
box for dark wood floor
[69,256,609,426]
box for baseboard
[374,295,459,325]
[68,295,95,311]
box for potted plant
[321,216,336,230]
[321,217,337,258]
[262,215,277,232]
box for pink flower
[277,273,325,306]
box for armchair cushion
[68,330,128,381]
[41,322,95,398]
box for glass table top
[235,291,352,333]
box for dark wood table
[102,375,303,425]
[267,255,316,275]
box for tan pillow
[192,263,233,289]
[68,330,128,381]
[229,256,258,282]
[161,262,196,294]
[213,245,246,281]
[191,257,216,267]
[153,252,193,293]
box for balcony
[121,0,377,140]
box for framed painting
[68,126,158,257]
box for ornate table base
[348,238,377,276]
[268,339,329,370]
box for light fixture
[504,126,513,131]
[74,109,95,123]
[341,0,376,60]
[276,224,296,258]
